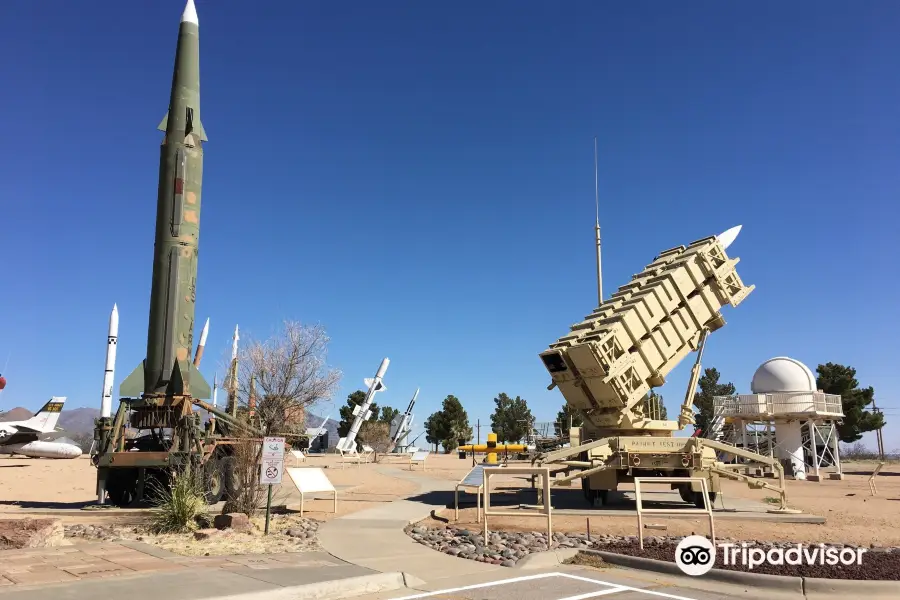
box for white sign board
[286,467,337,517]
[262,436,285,459]
[261,457,284,484]
[411,450,429,462]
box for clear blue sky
[1,1,896,450]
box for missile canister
[539,230,754,431]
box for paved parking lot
[383,571,723,600]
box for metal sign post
[261,436,285,535]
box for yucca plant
[148,467,210,534]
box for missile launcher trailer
[534,228,793,509]
[92,396,261,507]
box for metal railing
[713,393,843,418]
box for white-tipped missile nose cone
[717,225,742,250]
[109,304,119,333]
[376,358,390,379]
[198,317,210,346]
[182,0,198,25]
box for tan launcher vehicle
[533,226,792,511]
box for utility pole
[476,419,481,445]
[872,398,885,461]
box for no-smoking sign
[261,457,284,484]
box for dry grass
[563,552,610,570]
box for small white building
[712,357,844,481]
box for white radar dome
[750,357,817,394]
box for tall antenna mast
[594,136,603,305]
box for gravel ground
[65,514,321,556]
[405,526,900,580]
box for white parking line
[390,572,700,600]
[556,587,629,600]
[390,572,571,599]
[558,573,698,600]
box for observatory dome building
[751,357,817,395]
[712,356,844,482]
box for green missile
[121,0,210,399]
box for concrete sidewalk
[316,464,504,588]
[0,544,398,600]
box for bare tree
[232,321,342,438]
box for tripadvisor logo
[674,536,868,576]
[675,536,716,576]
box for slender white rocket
[100,304,119,419]
[181,0,198,25]
[212,372,218,407]
[343,358,390,451]
[232,325,239,360]
[193,317,209,367]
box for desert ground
[2,452,898,547]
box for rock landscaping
[405,525,900,579]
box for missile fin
[157,111,208,141]
[186,361,211,400]
[120,362,145,397]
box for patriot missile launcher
[533,226,794,510]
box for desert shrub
[222,436,266,517]
[148,467,210,534]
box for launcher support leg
[677,328,710,430]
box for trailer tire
[204,458,225,504]
[679,484,716,507]
[221,456,240,500]
[106,470,138,507]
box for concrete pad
[223,564,375,587]
[0,567,277,600]
[353,554,501,580]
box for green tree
[643,390,667,420]
[438,395,473,452]
[337,390,378,438]
[555,403,584,437]
[379,406,400,426]
[694,368,735,438]
[490,393,535,443]
[424,411,443,453]
[816,362,884,443]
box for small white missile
[343,358,390,451]
[100,304,119,419]
[212,371,219,407]
[232,324,240,360]
[193,317,209,367]
[716,225,742,250]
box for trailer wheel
[204,458,225,504]
[693,490,717,508]
[221,456,240,500]
[679,484,716,508]
[106,470,138,507]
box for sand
[0,453,419,523]
[424,458,900,548]
[2,453,898,548]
